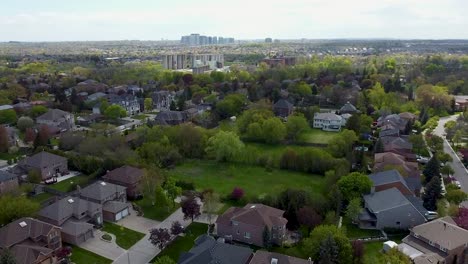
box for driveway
[117,204,160,233]
[80,230,126,260]
[434,114,468,207]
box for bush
[230,187,244,201]
[176,180,195,190]
[102,233,112,241]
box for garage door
[116,211,123,221]
[122,208,129,218]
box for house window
[278,226,282,230]
[244,232,251,239]
[396,221,400,225]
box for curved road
[433,115,468,207]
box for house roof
[363,188,412,213]
[103,201,129,214]
[0,217,59,249]
[249,250,310,264]
[103,165,143,185]
[80,181,126,202]
[154,111,185,124]
[0,170,17,182]
[19,151,67,169]
[380,136,412,150]
[11,244,54,264]
[178,235,253,264]
[379,128,400,138]
[399,112,417,120]
[340,101,357,113]
[61,220,94,236]
[274,99,293,110]
[410,216,468,251]
[36,109,71,121]
[216,204,287,229]
[314,112,342,121]
[38,196,101,222]
[368,169,411,190]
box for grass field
[342,220,382,239]
[101,222,145,249]
[49,174,94,192]
[297,129,338,144]
[135,198,179,221]
[153,223,208,262]
[362,233,408,264]
[132,114,149,120]
[29,192,54,203]
[69,245,112,264]
[168,160,325,198]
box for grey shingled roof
[340,101,357,113]
[368,170,410,190]
[314,112,342,121]
[61,220,94,236]
[36,109,70,121]
[103,165,143,185]
[0,217,58,249]
[274,99,293,110]
[20,151,67,169]
[0,170,17,182]
[178,235,253,264]
[363,188,411,213]
[80,181,126,202]
[38,196,101,222]
[250,250,311,264]
[103,201,129,214]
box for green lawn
[29,192,54,203]
[69,245,112,264]
[0,152,23,161]
[132,114,149,120]
[49,174,94,192]
[168,160,325,198]
[101,222,145,249]
[297,129,338,145]
[135,198,180,221]
[342,220,382,239]
[362,233,408,264]
[153,223,208,262]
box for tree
[153,256,176,264]
[215,94,246,119]
[345,198,363,223]
[262,226,272,250]
[423,155,440,183]
[170,221,184,236]
[164,177,182,207]
[423,176,442,211]
[149,228,171,250]
[181,196,201,222]
[374,138,384,153]
[286,115,309,141]
[454,207,468,230]
[302,225,352,264]
[441,165,454,177]
[203,191,219,225]
[0,195,40,225]
[0,126,9,153]
[205,131,244,162]
[327,129,358,158]
[337,172,372,202]
[27,170,42,184]
[104,104,127,120]
[144,98,153,112]
[351,240,364,264]
[297,206,322,233]
[262,117,286,144]
[382,248,411,264]
[56,246,72,264]
[345,114,361,135]
[230,187,244,201]
[0,109,17,124]
[34,125,50,148]
[409,134,426,155]
[30,105,48,118]
[140,167,162,206]
[318,235,339,264]
[24,127,36,143]
[446,188,468,205]
[17,116,34,132]
[0,249,16,264]
[155,185,170,211]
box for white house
[313,112,345,132]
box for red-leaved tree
[297,206,322,233]
[181,196,201,222]
[149,228,171,250]
[352,240,364,263]
[231,187,244,201]
[454,207,468,230]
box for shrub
[176,180,195,190]
[231,187,244,201]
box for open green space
[49,174,95,192]
[135,198,179,221]
[153,222,208,262]
[362,233,408,264]
[69,245,112,264]
[132,114,149,120]
[29,192,54,203]
[342,220,382,239]
[101,222,145,249]
[0,152,23,161]
[168,160,325,198]
[297,129,338,145]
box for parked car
[425,211,438,220]
[454,180,462,189]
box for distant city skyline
[1,0,468,41]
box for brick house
[399,217,468,264]
[103,165,143,199]
[273,99,294,117]
[216,204,288,247]
[17,151,68,181]
[36,109,75,132]
[0,217,62,264]
[368,170,415,196]
[0,170,19,194]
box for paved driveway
[118,205,160,233]
[434,114,468,207]
[80,230,126,260]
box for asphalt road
[433,114,468,208]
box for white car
[454,181,462,189]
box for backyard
[152,222,208,262]
[168,160,325,198]
[342,219,382,239]
[69,245,112,264]
[49,174,95,192]
[297,129,339,145]
[101,222,145,249]
[362,233,408,264]
[135,198,179,221]
[29,192,54,203]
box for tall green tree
[144,98,153,112]
[205,131,244,162]
[318,235,340,264]
[0,195,40,225]
[262,226,272,249]
[0,109,17,124]
[423,176,442,211]
[262,117,286,144]
[104,104,127,120]
[155,185,170,211]
[164,177,182,207]
[345,198,363,223]
[0,126,9,153]
[286,115,309,141]
[302,225,352,264]
[337,172,372,202]
[423,155,440,183]
[0,249,16,264]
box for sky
[0,0,467,41]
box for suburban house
[273,99,294,117]
[86,92,107,102]
[373,152,420,178]
[454,95,468,111]
[151,90,175,111]
[216,204,288,247]
[399,217,468,264]
[249,250,311,264]
[358,188,426,230]
[79,181,129,222]
[17,151,68,181]
[339,101,358,114]
[0,218,62,264]
[154,110,187,126]
[377,114,409,134]
[105,94,141,115]
[36,109,75,132]
[379,127,400,138]
[178,235,253,264]
[379,136,413,153]
[368,170,415,196]
[38,196,102,245]
[399,112,417,123]
[313,112,344,132]
[103,165,143,199]
[0,170,19,194]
